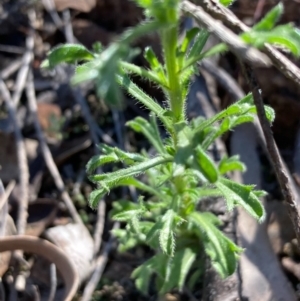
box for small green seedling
[42,0,300,296]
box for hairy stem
[161,23,184,123]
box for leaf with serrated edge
[216,177,266,221]
[159,210,176,256]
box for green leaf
[86,153,118,173]
[72,20,162,106]
[264,105,275,123]
[114,177,162,197]
[110,199,140,216]
[194,94,254,132]
[144,46,162,69]
[231,114,255,127]
[41,44,95,69]
[187,28,209,60]
[126,116,166,154]
[218,0,235,6]
[159,248,197,293]
[134,0,152,9]
[242,24,300,57]
[112,228,141,252]
[193,145,219,183]
[86,145,146,173]
[116,73,172,132]
[159,210,176,256]
[100,144,145,164]
[131,259,153,294]
[216,177,266,221]
[254,3,284,31]
[88,155,172,207]
[120,61,167,87]
[189,212,242,278]
[181,27,200,55]
[181,43,228,73]
[218,155,246,174]
[88,189,108,209]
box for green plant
[42,0,300,296]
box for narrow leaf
[189,212,242,278]
[86,153,118,173]
[41,44,95,68]
[187,28,209,60]
[193,145,219,183]
[126,116,166,154]
[218,155,246,174]
[159,248,197,293]
[254,3,284,31]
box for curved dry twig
[0,236,79,301]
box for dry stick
[11,27,34,108]
[26,70,83,226]
[253,0,266,22]
[0,80,29,235]
[241,63,300,247]
[47,263,57,301]
[42,0,64,28]
[0,59,23,80]
[93,201,106,258]
[181,1,271,67]
[0,180,16,212]
[81,223,119,301]
[187,0,300,86]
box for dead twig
[253,0,266,22]
[26,70,83,226]
[11,24,34,108]
[241,63,300,248]
[93,201,106,258]
[0,59,23,80]
[81,223,119,301]
[0,180,16,212]
[47,263,57,301]
[181,1,271,67]
[0,79,29,235]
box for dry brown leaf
[54,0,96,12]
